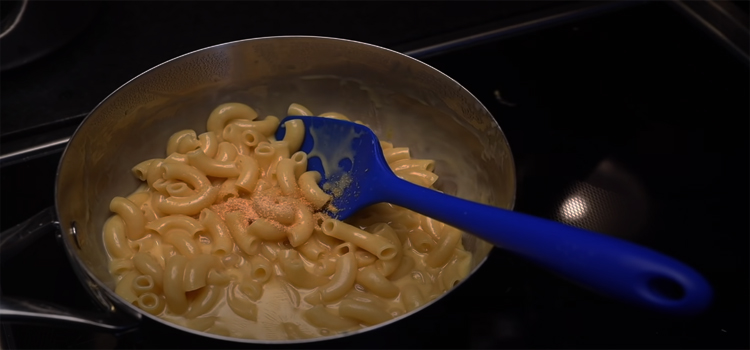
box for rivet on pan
[70,221,81,249]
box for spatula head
[275,116,392,219]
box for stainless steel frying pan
[0,36,516,343]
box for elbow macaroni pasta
[104,102,473,340]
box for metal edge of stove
[1,112,88,141]
[0,1,640,169]
[0,284,13,350]
[399,0,644,59]
[669,0,749,64]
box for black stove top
[0,0,570,136]
[1,1,748,349]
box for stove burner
[0,1,98,71]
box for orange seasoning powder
[210,179,331,236]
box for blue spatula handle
[375,175,712,314]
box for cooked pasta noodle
[103,101,473,340]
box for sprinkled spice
[321,172,357,214]
[323,173,352,198]
[328,204,339,213]
[211,197,258,222]
[210,179,332,234]
[312,212,328,230]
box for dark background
[1,1,570,135]
[1,1,748,349]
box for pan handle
[0,206,58,262]
[0,207,141,333]
[0,297,139,334]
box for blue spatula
[276,116,712,315]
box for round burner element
[0,0,99,71]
